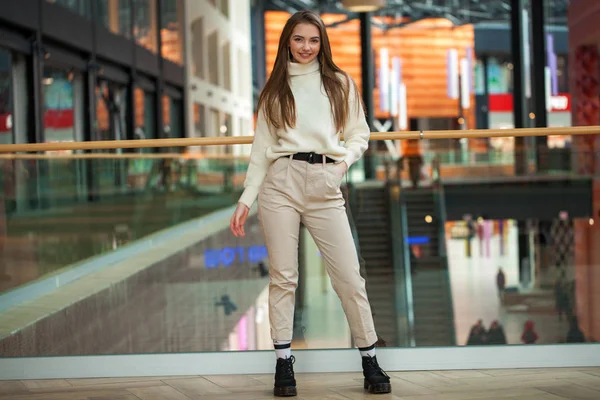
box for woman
[230,10,391,397]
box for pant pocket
[264,157,291,187]
[325,163,345,190]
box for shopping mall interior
[0,0,600,399]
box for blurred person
[566,316,586,343]
[496,267,506,302]
[554,271,571,321]
[466,319,487,345]
[521,320,539,344]
[229,10,390,397]
[486,320,507,345]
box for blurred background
[0,0,599,361]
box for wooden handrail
[0,126,598,153]
[0,153,250,160]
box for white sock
[359,347,376,358]
[274,340,292,359]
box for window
[194,103,205,137]
[95,0,132,39]
[46,0,91,18]
[0,49,13,145]
[133,0,158,53]
[191,17,204,79]
[223,41,231,91]
[161,0,183,65]
[134,87,155,149]
[43,66,77,143]
[220,0,229,19]
[96,81,128,142]
[163,95,183,139]
[207,31,219,85]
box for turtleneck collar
[288,59,320,76]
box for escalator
[350,181,456,348]
[402,187,456,346]
[350,183,399,347]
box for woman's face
[288,23,321,64]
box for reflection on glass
[161,0,183,65]
[133,0,157,53]
[45,0,90,18]
[95,0,132,39]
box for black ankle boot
[362,355,391,394]
[274,355,297,397]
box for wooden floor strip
[0,367,598,399]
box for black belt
[292,152,336,164]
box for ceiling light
[341,0,386,12]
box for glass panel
[162,94,183,154]
[43,66,76,144]
[134,87,155,144]
[3,0,599,360]
[96,81,128,142]
[42,66,83,208]
[133,0,157,53]
[0,49,13,146]
[161,0,183,65]
[45,0,90,18]
[0,146,250,355]
[1,139,597,357]
[95,0,132,39]
[167,96,183,139]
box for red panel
[488,93,571,112]
[44,109,74,129]
[0,113,10,133]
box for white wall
[184,0,253,155]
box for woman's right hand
[230,202,250,237]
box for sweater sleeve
[342,77,371,167]
[238,108,277,209]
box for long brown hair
[257,10,361,133]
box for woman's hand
[230,202,250,237]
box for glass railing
[0,127,598,358]
[0,151,248,296]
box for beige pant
[258,156,378,348]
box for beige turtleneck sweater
[238,59,370,208]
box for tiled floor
[1,368,599,399]
[446,230,571,346]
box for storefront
[0,0,186,212]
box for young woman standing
[230,10,391,397]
